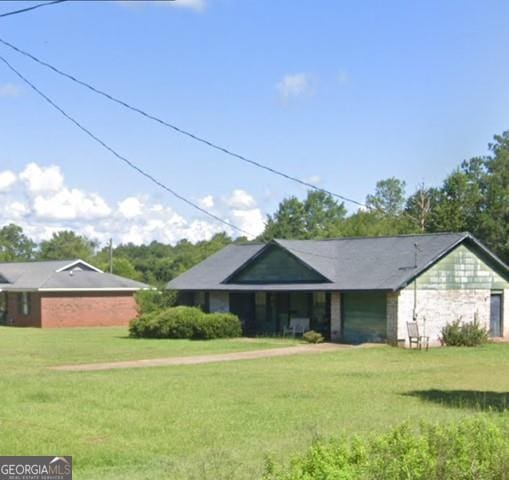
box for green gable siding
[227,245,327,284]
[415,244,509,290]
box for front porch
[230,291,332,338]
[180,290,342,340]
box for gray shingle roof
[167,232,509,292]
[0,259,148,291]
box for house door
[490,293,503,337]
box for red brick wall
[41,292,138,328]
[6,292,42,327]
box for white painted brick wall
[330,291,341,340]
[397,286,491,346]
[209,291,230,313]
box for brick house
[167,233,509,346]
[0,259,148,328]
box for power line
[0,0,68,19]
[0,36,366,208]
[0,54,256,239]
[0,53,416,259]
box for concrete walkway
[51,343,347,372]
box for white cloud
[6,201,29,218]
[118,197,143,219]
[276,73,313,100]
[20,163,64,195]
[0,170,17,193]
[0,200,29,222]
[0,162,267,245]
[225,189,256,209]
[198,194,214,209]
[222,189,265,239]
[304,175,322,185]
[0,83,22,98]
[32,188,112,221]
[230,208,265,239]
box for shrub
[194,312,243,340]
[263,417,509,480]
[302,330,324,344]
[157,306,205,339]
[128,312,158,338]
[441,318,488,347]
[129,306,242,340]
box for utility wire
[0,0,67,19]
[0,54,413,261]
[0,36,366,208]
[0,55,359,259]
[0,54,256,238]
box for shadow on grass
[405,389,509,412]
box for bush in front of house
[129,306,242,340]
[302,330,324,344]
[128,311,170,338]
[263,417,509,480]
[441,318,489,347]
[193,312,243,339]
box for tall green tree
[0,224,36,261]
[340,209,416,237]
[478,131,509,259]
[366,177,406,216]
[264,196,307,239]
[264,191,346,239]
[428,158,487,234]
[38,231,97,261]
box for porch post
[330,291,341,341]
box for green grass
[0,326,300,366]
[1,327,508,479]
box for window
[17,292,31,316]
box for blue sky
[1,0,508,245]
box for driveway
[51,342,348,372]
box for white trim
[38,287,148,292]
[0,287,149,292]
[55,259,103,273]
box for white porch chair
[283,317,310,337]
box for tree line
[1,131,508,286]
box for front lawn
[0,327,508,479]
[0,326,300,367]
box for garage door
[342,292,387,343]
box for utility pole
[109,238,113,274]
